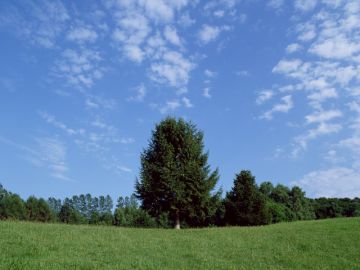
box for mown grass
[0,217,359,270]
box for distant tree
[89,211,101,225]
[0,183,8,201]
[271,185,291,206]
[114,195,156,228]
[100,212,113,225]
[259,182,274,197]
[105,195,113,213]
[47,197,62,214]
[59,204,85,224]
[25,196,52,222]
[0,194,26,220]
[225,170,269,226]
[314,198,343,219]
[99,196,106,214]
[116,196,125,209]
[289,186,315,220]
[91,197,99,214]
[136,117,219,228]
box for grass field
[0,218,359,270]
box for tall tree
[225,170,269,226]
[136,117,219,229]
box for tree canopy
[135,117,219,228]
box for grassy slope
[0,218,359,270]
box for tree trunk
[175,210,180,229]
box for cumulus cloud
[164,25,181,46]
[128,84,146,102]
[0,0,69,48]
[198,24,221,44]
[150,50,194,89]
[256,90,273,105]
[159,100,181,114]
[295,167,360,198]
[310,36,360,60]
[293,122,342,156]
[182,97,193,108]
[286,43,302,54]
[67,26,98,43]
[261,95,293,120]
[204,69,217,78]
[305,110,342,124]
[268,0,284,11]
[54,49,103,88]
[294,0,318,12]
[203,87,212,98]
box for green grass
[0,218,359,270]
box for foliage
[114,195,157,228]
[225,170,270,226]
[25,196,53,222]
[58,204,86,224]
[0,193,26,220]
[136,117,219,228]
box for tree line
[1,117,359,228]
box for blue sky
[1,0,359,200]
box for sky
[0,0,360,201]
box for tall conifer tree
[136,117,219,229]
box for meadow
[0,217,359,270]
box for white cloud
[297,22,316,42]
[150,50,194,89]
[293,122,342,156]
[295,167,360,198]
[324,150,345,164]
[36,137,71,181]
[204,69,217,78]
[124,45,145,63]
[54,49,103,88]
[262,95,293,120]
[198,24,221,44]
[203,87,212,98]
[120,137,135,144]
[305,110,342,124]
[182,97,193,108]
[214,10,225,18]
[84,94,116,111]
[128,84,146,102]
[273,59,303,74]
[39,111,84,136]
[286,43,302,54]
[164,26,181,46]
[67,26,98,43]
[0,0,69,48]
[294,0,317,12]
[256,90,273,105]
[268,0,284,10]
[178,12,195,27]
[235,70,250,77]
[309,35,360,60]
[159,100,181,114]
[118,165,132,173]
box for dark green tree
[0,193,26,220]
[135,117,219,229]
[0,184,8,201]
[224,170,269,226]
[25,196,52,222]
